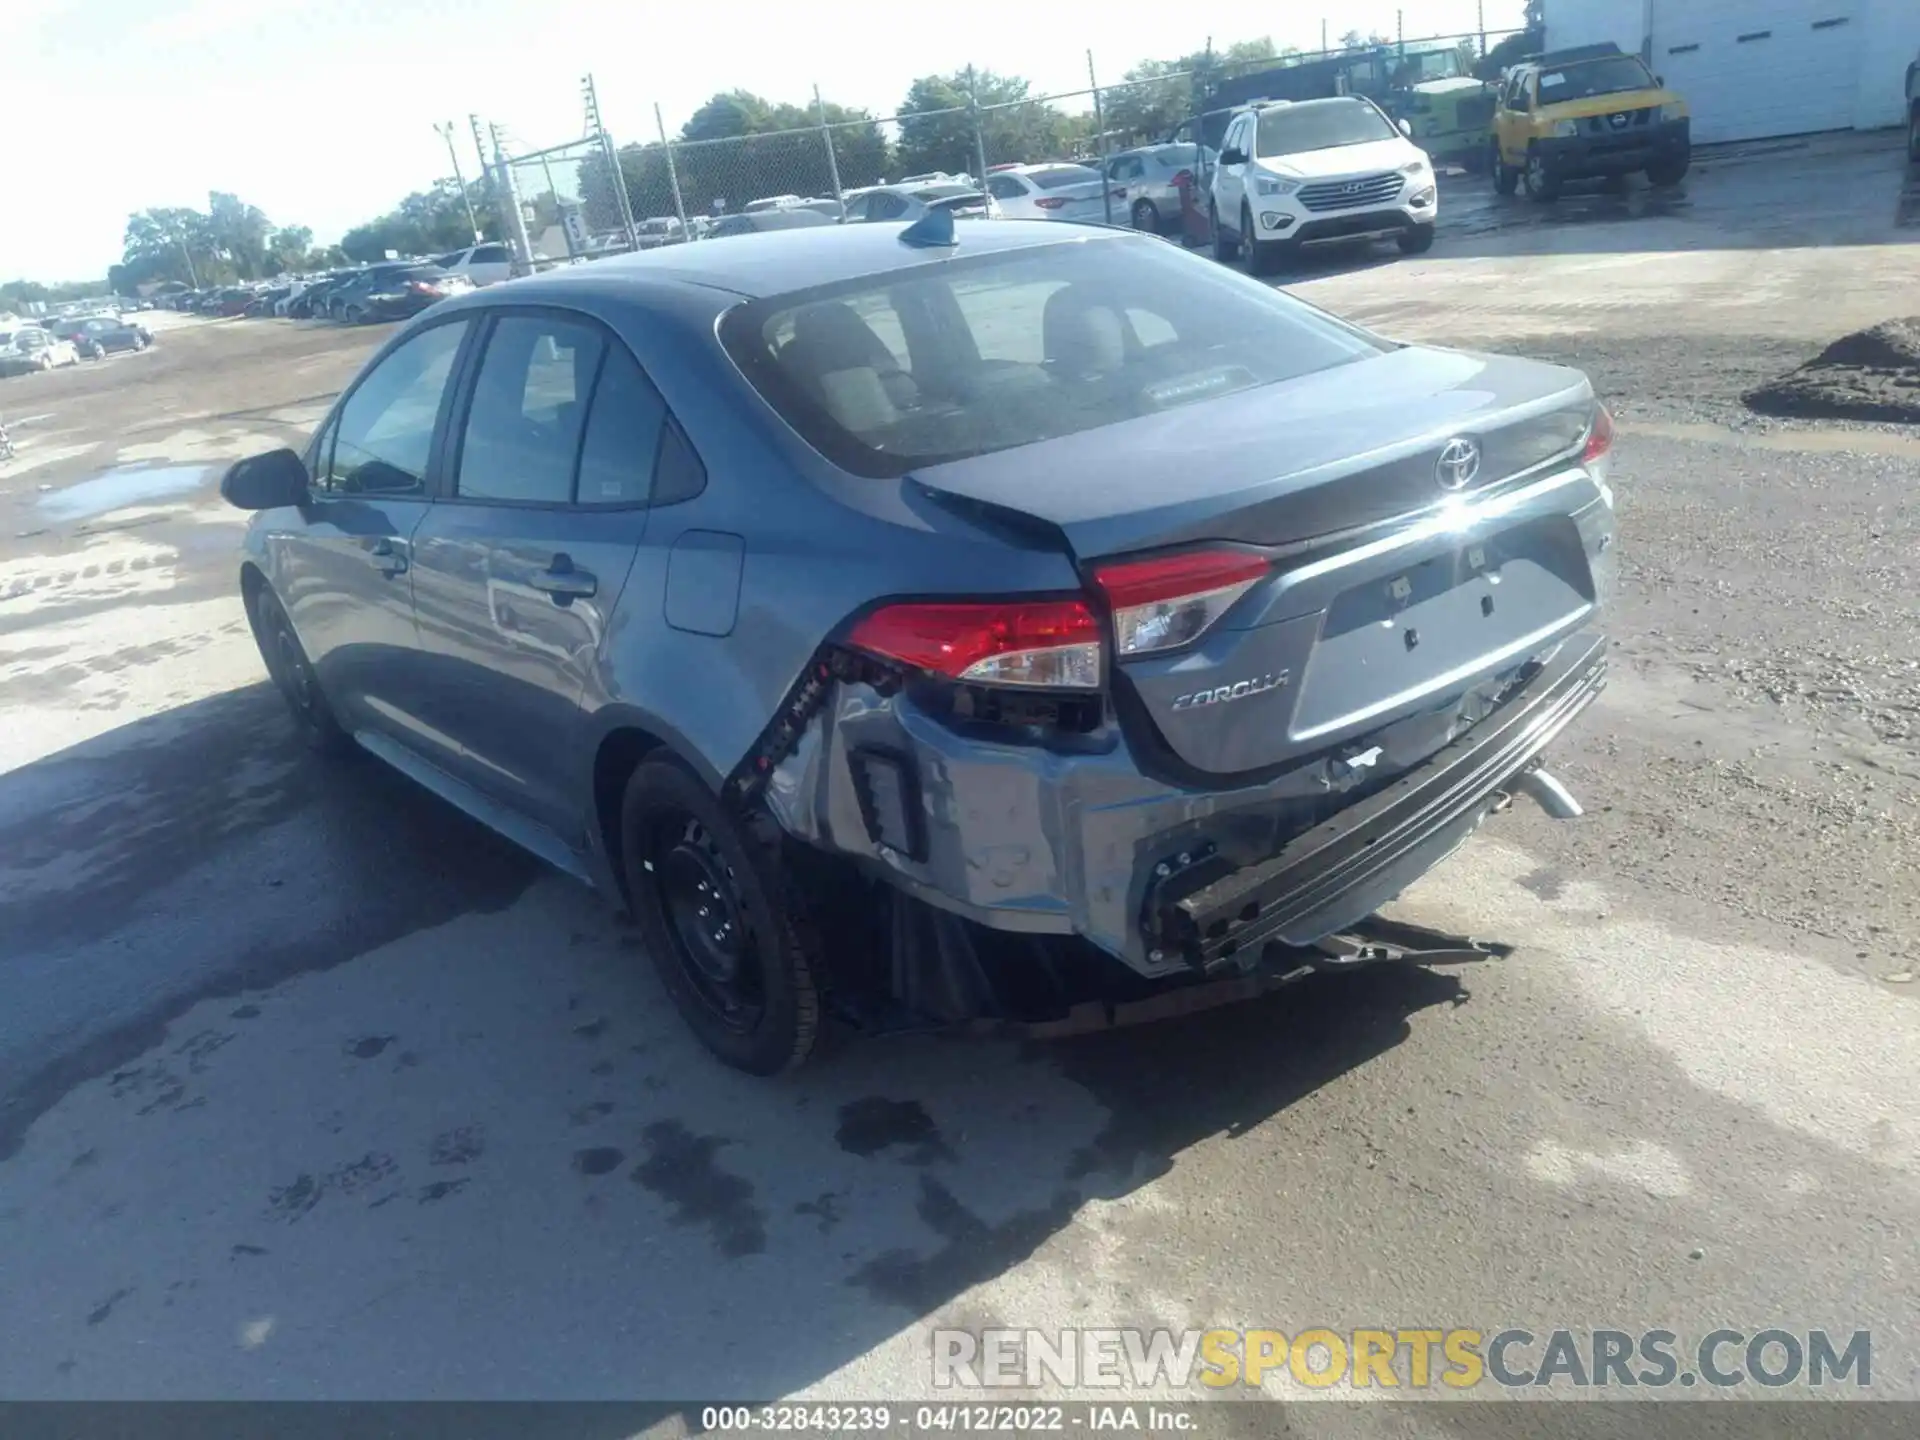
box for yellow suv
[1491,42,1690,200]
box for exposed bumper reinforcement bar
[1153,634,1609,969]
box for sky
[0,0,1525,283]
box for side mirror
[1656,75,1665,87]
[221,447,310,510]
[1397,118,1413,137]
[1219,146,1246,166]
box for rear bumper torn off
[1150,633,1607,969]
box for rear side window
[1028,165,1099,189]
[454,316,605,503]
[575,343,667,506]
[720,234,1386,479]
[472,244,511,264]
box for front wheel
[1130,198,1159,232]
[246,584,352,756]
[1210,202,1239,262]
[1908,106,1920,163]
[620,759,821,1074]
[1492,142,1520,195]
[1523,147,1562,201]
[1646,151,1691,187]
[1398,223,1437,255]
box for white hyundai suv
[1209,96,1438,273]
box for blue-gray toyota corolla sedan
[222,217,1616,1072]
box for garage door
[1652,0,1861,143]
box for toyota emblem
[1435,437,1481,491]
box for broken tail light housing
[1093,549,1271,658]
[849,599,1103,689]
[1581,404,1614,464]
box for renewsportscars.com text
[931,1327,1872,1392]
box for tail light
[1034,196,1067,210]
[1093,549,1271,658]
[407,281,442,296]
[1581,404,1614,464]
[849,599,1102,689]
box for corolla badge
[1435,436,1481,491]
[1171,671,1291,711]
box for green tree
[339,180,492,261]
[896,70,1068,177]
[1102,38,1286,145]
[656,89,889,216]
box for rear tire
[1523,146,1562,201]
[1646,151,1690,187]
[620,759,821,1075]
[1131,198,1159,231]
[1397,222,1437,255]
[1909,105,1920,163]
[246,584,352,756]
[1210,202,1239,261]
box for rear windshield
[719,234,1386,479]
[1256,99,1397,156]
[1028,165,1100,189]
[1538,56,1658,102]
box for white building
[1545,0,1920,143]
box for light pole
[436,121,483,244]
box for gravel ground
[1,132,1917,1422]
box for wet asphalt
[0,131,1917,1419]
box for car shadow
[0,680,1475,1400]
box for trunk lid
[909,345,1604,779]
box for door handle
[529,554,597,602]
[369,538,408,576]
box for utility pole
[435,122,482,244]
[1087,51,1113,225]
[489,122,537,275]
[582,72,640,250]
[965,65,990,188]
[175,229,199,288]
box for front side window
[720,233,1387,479]
[323,321,468,496]
[455,316,605,504]
[1255,99,1396,157]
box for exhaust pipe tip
[1516,764,1583,820]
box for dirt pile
[1744,318,1920,423]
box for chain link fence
[477,27,1521,270]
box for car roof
[459,220,1128,302]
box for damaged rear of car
[689,227,1615,1067]
[229,222,1614,1075]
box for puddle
[35,465,212,523]
[1624,419,1920,459]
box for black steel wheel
[247,583,351,755]
[1131,198,1158,231]
[620,758,820,1074]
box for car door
[406,309,671,842]
[1215,115,1251,224]
[272,317,472,741]
[1496,73,1531,163]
